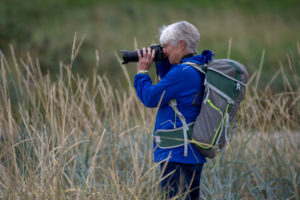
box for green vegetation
[1,0,299,90]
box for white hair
[159,21,200,53]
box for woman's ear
[178,40,187,51]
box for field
[0,0,300,199]
[0,38,299,199]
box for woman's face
[162,42,182,64]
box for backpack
[183,59,248,158]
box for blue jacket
[134,50,213,164]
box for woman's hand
[137,47,155,73]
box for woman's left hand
[137,47,155,73]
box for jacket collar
[179,53,194,63]
[180,50,214,65]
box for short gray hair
[159,21,200,53]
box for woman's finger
[143,47,146,58]
[151,49,155,60]
[137,48,141,58]
[147,47,151,59]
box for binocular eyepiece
[121,44,165,64]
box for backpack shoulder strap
[168,99,189,157]
[181,61,207,74]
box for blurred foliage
[0,0,299,90]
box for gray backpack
[183,59,248,158]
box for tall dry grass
[0,38,299,199]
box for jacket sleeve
[134,67,185,108]
[155,58,170,80]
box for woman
[134,21,213,199]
